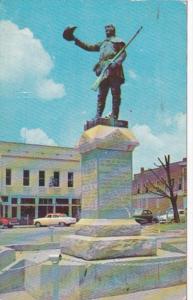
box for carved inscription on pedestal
[98,153,132,210]
[81,149,132,217]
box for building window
[5,206,8,218]
[11,198,17,204]
[39,198,52,204]
[171,178,175,186]
[178,177,182,190]
[12,207,17,218]
[68,172,74,187]
[56,199,68,205]
[137,184,140,194]
[72,199,80,205]
[20,198,35,204]
[54,172,60,187]
[39,171,45,187]
[1,196,8,202]
[6,169,11,185]
[144,183,148,193]
[49,172,59,187]
[23,170,30,186]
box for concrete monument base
[61,234,157,260]
[61,219,151,260]
[25,249,186,300]
[74,219,141,237]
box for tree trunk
[171,195,180,223]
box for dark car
[132,209,159,225]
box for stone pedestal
[78,125,139,219]
[61,125,157,261]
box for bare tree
[147,155,180,223]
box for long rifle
[91,26,143,91]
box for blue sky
[0,0,187,172]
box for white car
[158,209,186,224]
[33,213,76,227]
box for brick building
[132,158,187,215]
[0,141,81,224]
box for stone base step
[0,246,16,271]
[61,234,157,260]
[74,219,141,237]
[25,249,186,300]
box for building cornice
[1,154,80,162]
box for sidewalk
[0,290,35,300]
[96,284,186,300]
[0,285,186,300]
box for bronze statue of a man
[63,25,126,120]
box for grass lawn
[157,222,186,232]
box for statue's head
[105,24,116,38]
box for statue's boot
[95,99,105,119]
[112,96,121,120]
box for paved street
[0,223,186,247]
[0,225,75,246]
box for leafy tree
[147,155,180,223]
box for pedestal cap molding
[77,125,139,153]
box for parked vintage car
[158,208,186,224]
[33,213,76,227]
[0,217,19,228]
[132,209,159,225]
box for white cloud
[160,111,186,129]
[132,112,186,173]
[0,20,65,100]
[174,112,186,131]
[20,128,57,146]
[37,79,65,100]
[128,69,138,80]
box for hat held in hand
[63,26,77,41]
